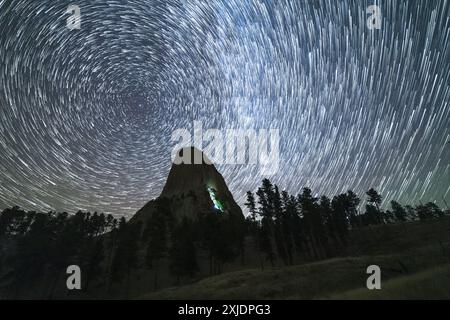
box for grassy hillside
[333,264,450,299]
[141,218,450,299]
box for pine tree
[298,188,325,259]
[366,188,383,224]
[169,218,198,284]
[281,191,295,264]
[143,209,168,290]
[255,180,276,267]
[245,191,257,221]
[110,219,142,292]
[331,194,351,246]
[391,201,407,222]
[273,186,288,265]
[245,191,264,269]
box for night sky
[0,0,449,217]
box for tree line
[244,179,450,268]
[0,181,448,296]
[0,196,244,296]
[0,208,117,297]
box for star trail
[0,0,449,217]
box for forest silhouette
[0,179,449,298]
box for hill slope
[141,218,450,299]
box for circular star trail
[0,0,449,217]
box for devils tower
[131,147,244,223]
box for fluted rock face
[161,147,222,198]
[132,147,244,223]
